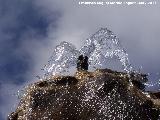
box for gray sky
[0,0,160,119]
[36,0,160,83]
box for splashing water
[43,41,80,78]
[43,28,132,79]
[80,28,132,72]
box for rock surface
[8,69,160,120]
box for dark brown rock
[8,69,160,120]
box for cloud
[0,0,60,119]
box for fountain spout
[77,55,88,71]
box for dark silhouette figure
[77,55,88,71]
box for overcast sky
[0,0,160,119]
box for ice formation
[43,28,132,79]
